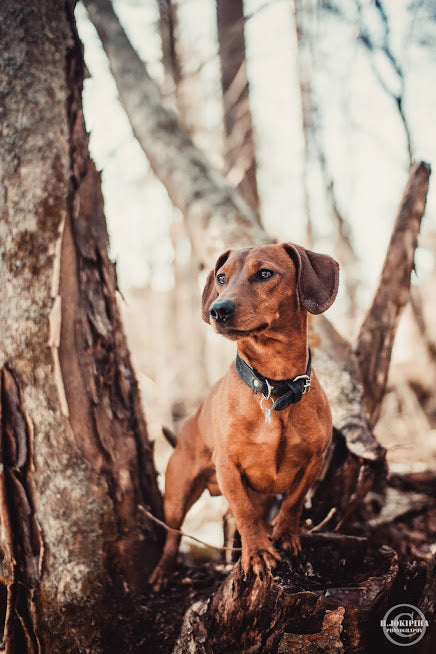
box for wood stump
[173,533,400,653]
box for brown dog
[150,243,339,589]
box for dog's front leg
[216,455,281,576]
[272,455,323,555]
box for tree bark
[217,0,259,211]
[83,0,267,269]
[157,0,181,98]
[308,317,386,531]
[355,161,431,424]
[0,1,162,651]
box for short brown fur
[150,243,339,589]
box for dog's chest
[239,421,309,495]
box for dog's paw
[242,542,281,578]
[272,529,302,557]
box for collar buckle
[293,374,311,395]
[263,378,273,401]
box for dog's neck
[236,316,308,381]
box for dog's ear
[283,243,339,314]
[201,250,231,322]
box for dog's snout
[210,300,236,323]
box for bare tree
[217,0,259,211]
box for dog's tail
[162,426,177,448]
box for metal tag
[260,379,273,425]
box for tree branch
[355,161,431,425]
[83,0,267,269]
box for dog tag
[260,382,273,425]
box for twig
[140,504,336,550]
[138,505,242,552]
[307,507,337,533]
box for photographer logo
[380,604,428,646]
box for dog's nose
[210,300,236,323]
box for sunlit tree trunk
[217,0,259,212]
[0,1,162,651]
[157,0,181,99]
[156,0,211,418]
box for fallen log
[360,469,436,561]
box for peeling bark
[62,39,163,587]
[355,161,431,424]
[307,317,386,530]
[0,368,41,653]
[0,1,162,651]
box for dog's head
[201,243,339,340]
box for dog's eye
[216,273,227,285]
[256,269,275,281]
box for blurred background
[75,0,436,551]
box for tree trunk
[83,0,267,269]
[157,0,181,99]
[216,0,259,211]
[0,2,162,651]
[156,0,211,423]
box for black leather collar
[235,347,312,411]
